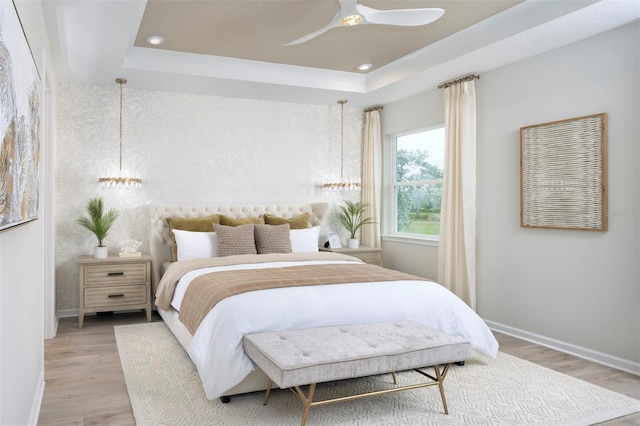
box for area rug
[115,322,639,426]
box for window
[389,126,445,239]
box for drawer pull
[108,294,125,298]
[108,272,125,276]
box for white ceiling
[41,0,639,108]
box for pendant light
[322,100,361,191]
[99,78,142,187]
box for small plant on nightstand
[335,200,375,248]
[77,196,119,258]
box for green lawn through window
[406,219,440,236]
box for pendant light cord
[338,99,347,182]
[116,78,127,173]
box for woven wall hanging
[520,113,607,231]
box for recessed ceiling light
[146,35,164,45]
[356,63,373,71]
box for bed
[149,202,499,401]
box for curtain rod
[438,74,480,89]
[364,105,383,113]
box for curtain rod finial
[438,73,479,89]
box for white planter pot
[94,246,108,259]
[346,238,360,249]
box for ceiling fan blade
[356,4,444,27]
[283,0,357,46]
[283,19,340,46]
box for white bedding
[165,257,499,400]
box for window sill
[381,234,440,247]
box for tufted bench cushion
[243,321,471,389]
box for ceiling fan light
[341,14,363,26]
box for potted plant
[335,200,375,248]
[77,196,119,258]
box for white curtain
[361,108,381,248]
[437,80,477,310]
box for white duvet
[170,258,499,400]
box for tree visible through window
[393,127,445,237]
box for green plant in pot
[335,200,375,248]
[77,196,119,258]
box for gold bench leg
[295,383,316,426]
[434,364,448,414]
[263,379,274,405]
[268,363,455,424]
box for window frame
[382,124,445,245]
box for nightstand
[321,246,383,266]
[78,255,152,328]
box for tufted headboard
[148,202,329,292]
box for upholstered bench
[243,320,471,426]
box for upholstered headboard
[148,202,329,292]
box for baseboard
[57,308,78,318]
[486,320,640,376]
[29,371,45,426]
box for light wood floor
[38,312,639,425]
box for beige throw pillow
[254,224,292,254]
[219,215,265,226]
[166,215,220,261]
[263,212,310,229]
[213,223,257,257]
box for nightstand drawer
[83,263,147,286]
[353,252,382,265]
[320,247,383,266]
[84,285,147,308]
[78,255,152,328]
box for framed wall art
[520,113,607,231]
[0,1,41,231]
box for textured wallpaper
[55,82,363,313]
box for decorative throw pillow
[254,224,292,254]
[219,215,265,226]
[172,229,218,261]
[213,223,257,257]
[166,215,220,261]
[290,226,321,253]
[263,212,311,229]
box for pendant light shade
[322,100,361,191]
[99,78,142,187]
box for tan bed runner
[155,252,361,311]
[179,262,426,335]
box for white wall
[0,223,44,425]
[478,22,639,367]
[1,1,51,424]
[55,85,364,313]
[382,22,639,369]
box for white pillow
[290,227,320,253]
[172,229,218,261]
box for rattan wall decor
[520,113,607,231]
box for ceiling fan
[284,0,445,46]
